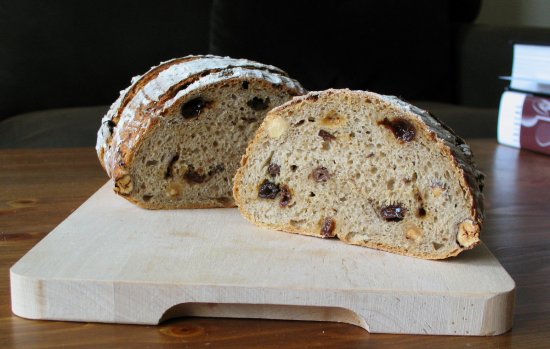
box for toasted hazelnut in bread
[233,89,484,259]
[96,55,305,208]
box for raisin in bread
[96,55,305,208]
[233,89,484,259]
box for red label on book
[520,95,550,155]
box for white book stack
[509,43,550,94]
[498,43,550,156]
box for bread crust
[96,55,305,208]
[233,89,484,259]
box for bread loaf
[96,55,305,208]
[233,89,484,259]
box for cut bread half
[96,55,305,208]
[233,89,484,259]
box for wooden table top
[1,139,549,348]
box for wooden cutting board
[11,183,515,336]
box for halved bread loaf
[96,55,305,208]
[233,89,484,259]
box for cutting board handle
[159,303,369,330]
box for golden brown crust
[113,76,303,210]
[121,193,236,210]
[98,55,299,177]
[98,56,305,209]
[233,89,484,259]
[112,56,203,125]
[231,206,461,260]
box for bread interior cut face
[130,79,296,208]
[234,90,481,259]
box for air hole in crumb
[142,195,153,202]
[308,117,315,122]
[216,197,232,205]
[295,120,305,127]
[349,132,355,138]
[247,97,270,111]
[240,116,257,123]
[417,207,427,217]
[290,165,298,172]
[309,192,316,197]
[433,242,444,250]
[386,178,395,190]
[290,218,306,226]
[181,97,212,118]
[213,140,218,147]
[339,197,347,202]
[370,167,378,174]
[164,154,180,179]
[145,160,158,166]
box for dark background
[1,0,549,146]
[0,0,211,119]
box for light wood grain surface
[1,140,550,348]
[10,184,514,336]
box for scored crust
[97,55,298,175]
[96,55,305,208]
[233,89,484,259]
